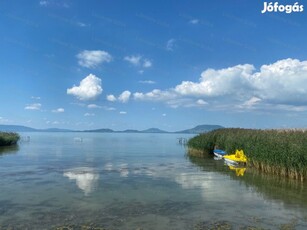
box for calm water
[0,133,307,229]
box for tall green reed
[187,128,307,181]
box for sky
[0,0,307,131]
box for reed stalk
[0,132,20,146]
[187,128,307,181]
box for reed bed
[187,128,307,181]
[0,132,20,146]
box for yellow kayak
[223,149,247,165]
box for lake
[0,132,306,229]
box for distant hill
[0,124,223,134]
[120,129,141,133]
[83,128,114,133]
[176,124,224,134]
[44,128,72,132]
[0,125,37,132]
[0,125,74,133]
[142,128,168,133]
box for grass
[187,128,307,181]
[0,132,20,146]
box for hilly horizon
[0,124,223,134]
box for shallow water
[0,132,306,229]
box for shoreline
[187,128,307,181]
[0,132,20,147]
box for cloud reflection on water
[64,167,99,195]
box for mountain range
[0,124,224,134]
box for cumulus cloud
[124,55,142,66]
[87,104,101,109]
[52,108,64,113]
[25,103,42,110]
[249,58,307,103]
[77,50,112,68]
[119,111,127,114]
[106,94,117,102]
[118,90,131,103]
[107,91,131,103]
[67,74,103,101]
[143,59,152,68]
[133,89,177,102]
[132,58,307,111]
[124,55,152,69]
[174,64,255,97]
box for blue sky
[0,0,307,131]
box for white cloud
[239,97,262,109]
[124,55,142,66]
[139,80,156,84]
[174,58,307,106]
[52,108,64,113]
[119,111,127,114]
[166,39,175,51]
[166,98,208,108]
[174,64,255,97]
[39,0,48,6]
[118,90,131,103]
[87,104,102,109]
[133,89,177,102]
[196,99,208,106]
[31,96,41,100]
[132,58,307,111]
[124,55,152,69]
[106,94,117,102]
[107,91,132,103]
[39,0,70,8]
[143,59,152,68]
[84,113,95,116]
[249,58,307,103]
[77,50,112,68]
[25,103,41,110]
[67,74,103,101]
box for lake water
[0,132,307,229]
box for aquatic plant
[0,132,20,146]
[187,128,307,181]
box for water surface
[0,132,306,229]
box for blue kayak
[213,149,227,158]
